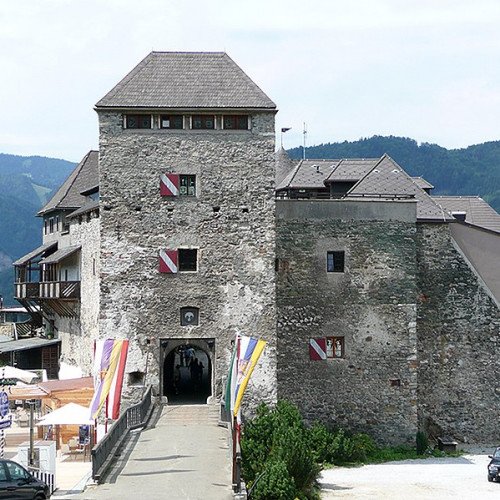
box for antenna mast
[303,122,307,160]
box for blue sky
[1,0,499,161]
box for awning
[39,245,81,264]
[0,338,60,354]
[36,402,93,426]
[13,242,57,266]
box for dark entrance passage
[163,344,211,404]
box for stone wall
[98,111,277,409]
[57,213,100,375]
[276,199,418,445]
[416,223,500,443]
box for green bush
[241,401,321,499]
[250,458,297,500]
[349,433,377,462]
[308,422,331,463]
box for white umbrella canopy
[36,403,93,426]
[0,365,37,384]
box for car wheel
[34,494,46,500]
[487,475,493,482]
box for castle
[14,52,500,445]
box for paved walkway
[69,404,233,500]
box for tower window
[326,336,345,359]
[160,114,183,129]
[327,251,345,273]
[125,114,152,129]
[223,115,249,130]
[179,175,196,196]
[192,115,215,130]
[178,249,198,272]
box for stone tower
[95,52,277,409]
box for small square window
[179,175,196,196]
[125,114,152,129]
[192,115,215,130]
[180,307,199,326]
[179,249,197,272]
[326,336,344,359]
[327,251,345,273]
[223,115,248,130]
[160,114,183,129]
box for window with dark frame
[192,115,215,130]
[180,306,200,326]
[178,248,198,272]
[326,336,345,359]
[179,175,196,196]
[160,114,183,129]
[125,114,152,129]
[49,218,54,234]
[223,115,248,130]
[327,251,345,273]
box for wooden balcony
[15,281,81,300]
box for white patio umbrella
[36,403,93,426]
[0,365,37,384]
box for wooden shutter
[159,249,178,273]
[160,173,179,196]
[309,338,327,360]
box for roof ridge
[96,52,157,107]
[346,155,386,195]
[324,159,344,183]
[386,156,451,221]
[283,160,303,188]
[38,151,92,215]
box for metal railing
[91,386,154,482]
[28,467,56,494]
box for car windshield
[494,449,500,458]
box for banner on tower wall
[90,339,129,420]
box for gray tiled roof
[348,155,453,221]
[411,177,434,190]
[276,160,339,190]
[325,159,379,183]
[275,148,298,186]
[67,199,99,219]
[38,151,99,215]
[13,242,57,266]
[96,52,276,110]
[40,245,81,264]
[432,196,500,233]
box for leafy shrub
[349,433,377,462]
[308,422,331,463]
[250,458,297,500]
[241,401,321,499]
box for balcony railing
[15,281,80,300]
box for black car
[0,459,50,499]
[488,447,500,482]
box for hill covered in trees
[0,153,75,306]
[288,136,500,212]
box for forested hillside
[0,154,75,306]
[288,136,500,212]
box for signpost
[0,391,11,458]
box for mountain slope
[288,136,500,212]
[0,153,75,305]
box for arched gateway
[161,338,214,404]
